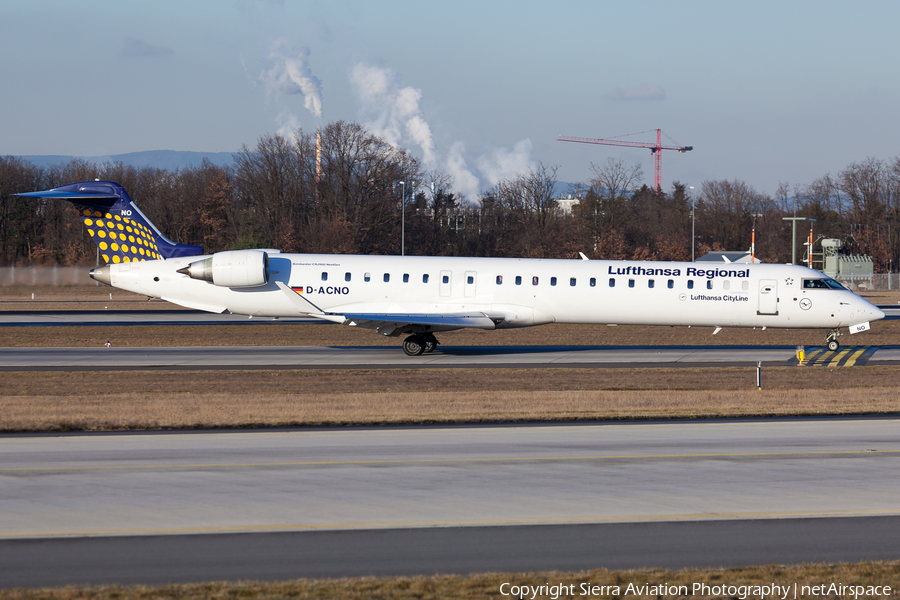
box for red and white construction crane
[557,129,692,190]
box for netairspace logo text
[498,581,893,599]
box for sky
[2,0,899,201]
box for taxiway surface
[2,419,900,586]
[2,343,899,370]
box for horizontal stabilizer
[15,190,119,203]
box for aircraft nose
[872,306,886,322]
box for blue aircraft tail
[16,181,203,263]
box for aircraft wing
[340,312,502,332]
[274,281,501,333]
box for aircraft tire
[827,339,840,352]
[403,335,426,356]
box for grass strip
[2,367,899,432]
[2,562,899,599]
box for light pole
[689,186,695,262]
[782,217,815,265]
[398,181,405,256]
[751,213,763,263]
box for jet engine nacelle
[177,249,269,288]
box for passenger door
[757,279,778,315]
[464,271,476,298]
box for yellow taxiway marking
[3,449,898,473]
[6,508,900,539]
[799,345,875,366]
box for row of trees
[2,121,900,271]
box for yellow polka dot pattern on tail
[77,205,162,264]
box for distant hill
[553,181,582,197]
[17,150,236,171]
[15,152,581,194]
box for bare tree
[590,158,644,201]
[699,179,769,252]
[840,157,887,226]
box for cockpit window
[803,278,845,290]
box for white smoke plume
[275,110,303,139]
[259,40,323,118]
[476,139,535,188]
[350,63,436,168]
[444,139,537,202]
[446,142,481,201]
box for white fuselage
[99,253,884,332]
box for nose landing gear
[825,328,841,352]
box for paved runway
[0,309,316,326]
[1,343,899,370]
[4,518,899,588]
[2,306,897,369]
[2,419,899,586]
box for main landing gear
[402,333,439,356]
[825,328,841,352]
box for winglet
[275,282,347,324]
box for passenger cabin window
[496,275,503,285]
[384,273,390,283]
[443,275,450,284]
[532,276,539,285]
[515,276,522,285]
[467,275,474,284]
[345,272,351,282]
[550,277,557,286]
[403,274,409,283]
[706,280,713,290]
[723,281,730,291]
[321,272,328,281]
[423,274,429,283]
[687,280,694,289]
[609,278,615,288]
[628,279,635,288]
[590,277,596,287]
[364,272,371,282]
[742,280,749,291]
[570,277,576,286]
[667,279,674,289]
[648,279,655,289]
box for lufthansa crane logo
[799,298,812,310]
